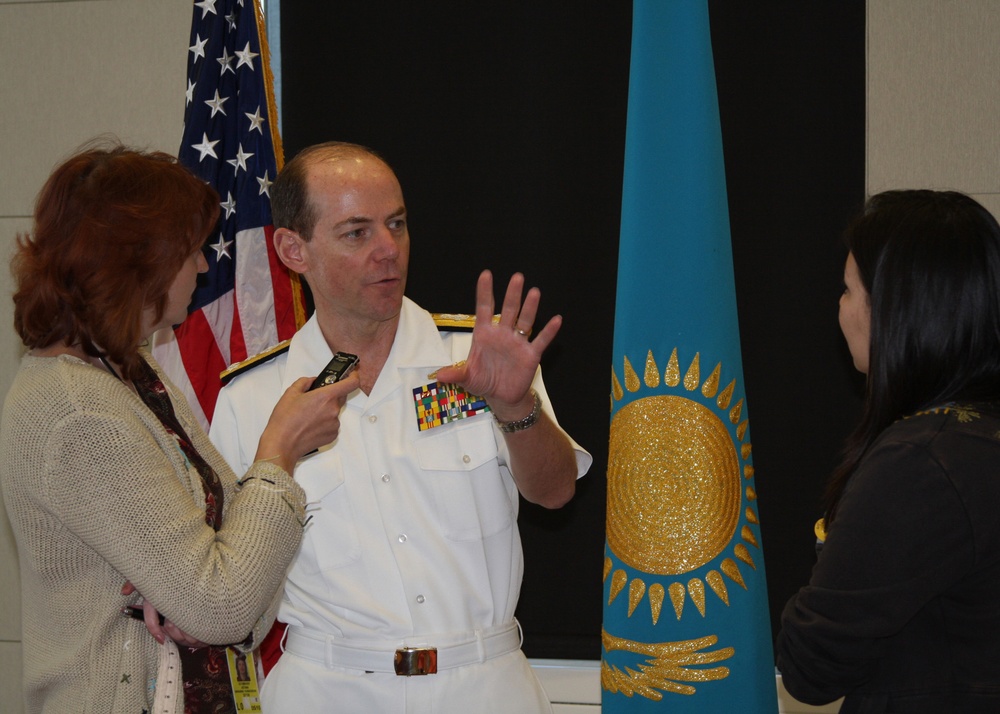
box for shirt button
[398,534,407,543]
[416,595,425,604]
[381,474,390,483]
[368,415,378,424]
[462,454,471,464]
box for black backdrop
[279,2,866,660]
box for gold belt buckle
[394,646,438,676]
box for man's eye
[389,219,406,231]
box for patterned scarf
[131,358,239,714]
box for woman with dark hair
[777,190,1000,713]
[0,144,355,714]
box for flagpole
[252,0,308,331]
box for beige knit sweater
[0,351,307,714]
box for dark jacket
[777,404,1000,713]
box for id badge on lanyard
[226,649,262,712]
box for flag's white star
[211,234,234,261]
[204,89,229,117]
[218,47,236,76]
[235,42,259,71]
[189,34,207,62]
[195,0,217,20]
[245,106,266,134]
[192,133,219,162]
[257,170,273,197]
[185,79,196,106]
[225,10,238,31]
[221,192,237,219]
[227,144,254,174]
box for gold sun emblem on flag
[606,347,761,624]
[601,348,763,699]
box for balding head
[272,141,393,239]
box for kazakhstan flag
[602,2,778,712]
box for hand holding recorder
[255,352,360,473]
[309,352,359,390]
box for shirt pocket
[294,453,362,572]
[413,417,515,541]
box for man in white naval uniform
[209,142,591,713]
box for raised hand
[433,270,561,419]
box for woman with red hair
[0,143,356,714]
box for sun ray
[701,362,721,398]
[645,350,660,388]
[720,558,747,590]
[683,353,700,391]
[736,419,748,440]
[741,525,759,548]
[611,368,623,401]
[649,583,665,625]
[744,464,755,478]
[745,507,759,524]
[688,578,706,617]
[717,378,735,409]
[604,556,613,581]
[669,582,686,620]
[665,348,680,387]
[706,570,729,605]
[746,486,757,501]
[610,569,628,604]
[741,443,752,460]
[624,356,640,393]
[734,544,756,569]
[629,578,647,617]
[729,397,743,424]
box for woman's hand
[121,581,208,648]
[255,372,360,474]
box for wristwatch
[494,389,542,433]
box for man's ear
[274,227,307,274]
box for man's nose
[372,225,401,260]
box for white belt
[284,620,522,676]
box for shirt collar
[280,297,454,395]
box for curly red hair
[12,144,219,379]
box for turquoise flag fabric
[602,2,778,712]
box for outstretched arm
[433,270,578,508]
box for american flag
[152,0,305,430]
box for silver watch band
[494,389,542,433]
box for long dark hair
[824,190,1000,523]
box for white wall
[1,1,998,712]
[867,0,1000,214]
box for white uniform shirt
[210,297,591,641]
